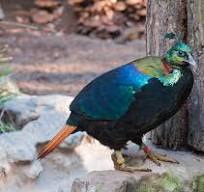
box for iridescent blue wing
[70,63,151,120]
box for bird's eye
[177,51,185,57]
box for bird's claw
[117,164,152,173]
[144,149,179,166]
[111,150,152,172]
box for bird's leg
[111,150,151,172]
[141,144,179,166]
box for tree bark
[187,0,204,151]
[146,0,189,149]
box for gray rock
[71,148,204,192]
[3,94,71,128]
[1,94,84,162]
[25,160,43,179]
[71,171,134,192]
[0,131,113,192]
[0,94,114,192]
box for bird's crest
[164,32,182,43]
[164,32,192,53]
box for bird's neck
[161,58,173,75]
[159,68,183,86]
[160,58,185,87]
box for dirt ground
[0,32,145,96]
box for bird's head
[164,33,197,70]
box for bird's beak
[187,53,197,71]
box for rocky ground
[0,94,203,192]
[0,94,113,192]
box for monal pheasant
[38,33,196,172]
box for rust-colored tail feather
[38,125,77,159]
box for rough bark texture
[146,0,189,149]
[187,0,204,151]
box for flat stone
[71,147,204,192]
[71,171,134,192]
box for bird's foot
[143,145,179,166]
[111,150,151,172]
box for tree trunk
[187,0,204,151]
[146,0,189,149]
[147,0,204,151]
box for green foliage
[0,121,16,133]
[0,45,18,107]
[0,108,17,134]
[0,46,12,78]
[135,172,182,192]
[159,172,182,192]
[0,45,17,133]
[192,175,204,192]
[0,78,19,107]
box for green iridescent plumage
[165,42,192,65]
[164,32,193,66]
[134,57,167,78]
